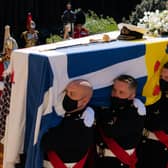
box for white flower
[138,10,168,36]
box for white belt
[65,162,76,168]
[147,131,159,141]
[43,160,53,168]
[43,160,76,168]
[97,146,134,157]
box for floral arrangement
[138,10,168,36]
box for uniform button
[66,114,71,117]
[120,163,124,166]
[164,147,168,151]
[99,154,103,158]
[142,139,146,143]
[100,142,104,146]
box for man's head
[26,20,36,32]
[75,24,83,31]
[160,62,168,82]
[160,62,168,92]
[62,79,93,113]
[66,2,72,10]
[110,74,137,110]
[112,74,137,100]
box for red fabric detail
[85,145,95,168]
[73,27,89,39]
[153,85,160,96]
[48,151,67,168]
[100,128,137,168]
[11,71,15,83]
[26,12,32,27]
[154,60,160,73]
[0,62,4,81]
[73,151,89,168]
[48,149,89,168]
[154,131,168,148]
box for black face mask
[62,94,78,112]
[159,79,168,92]
[110,97,133,111]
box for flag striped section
[65,41,146,77]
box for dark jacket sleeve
[41,127,58,152]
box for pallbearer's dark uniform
[137,91,168,168]
[41,107,95,168]
[96,98,146,168]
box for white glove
[81,107,95,127]
[133,98,146,116]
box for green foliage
[46,34,63,44]
[125,0,168,25]
[46,10,118,44]
[85,10,118,35]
